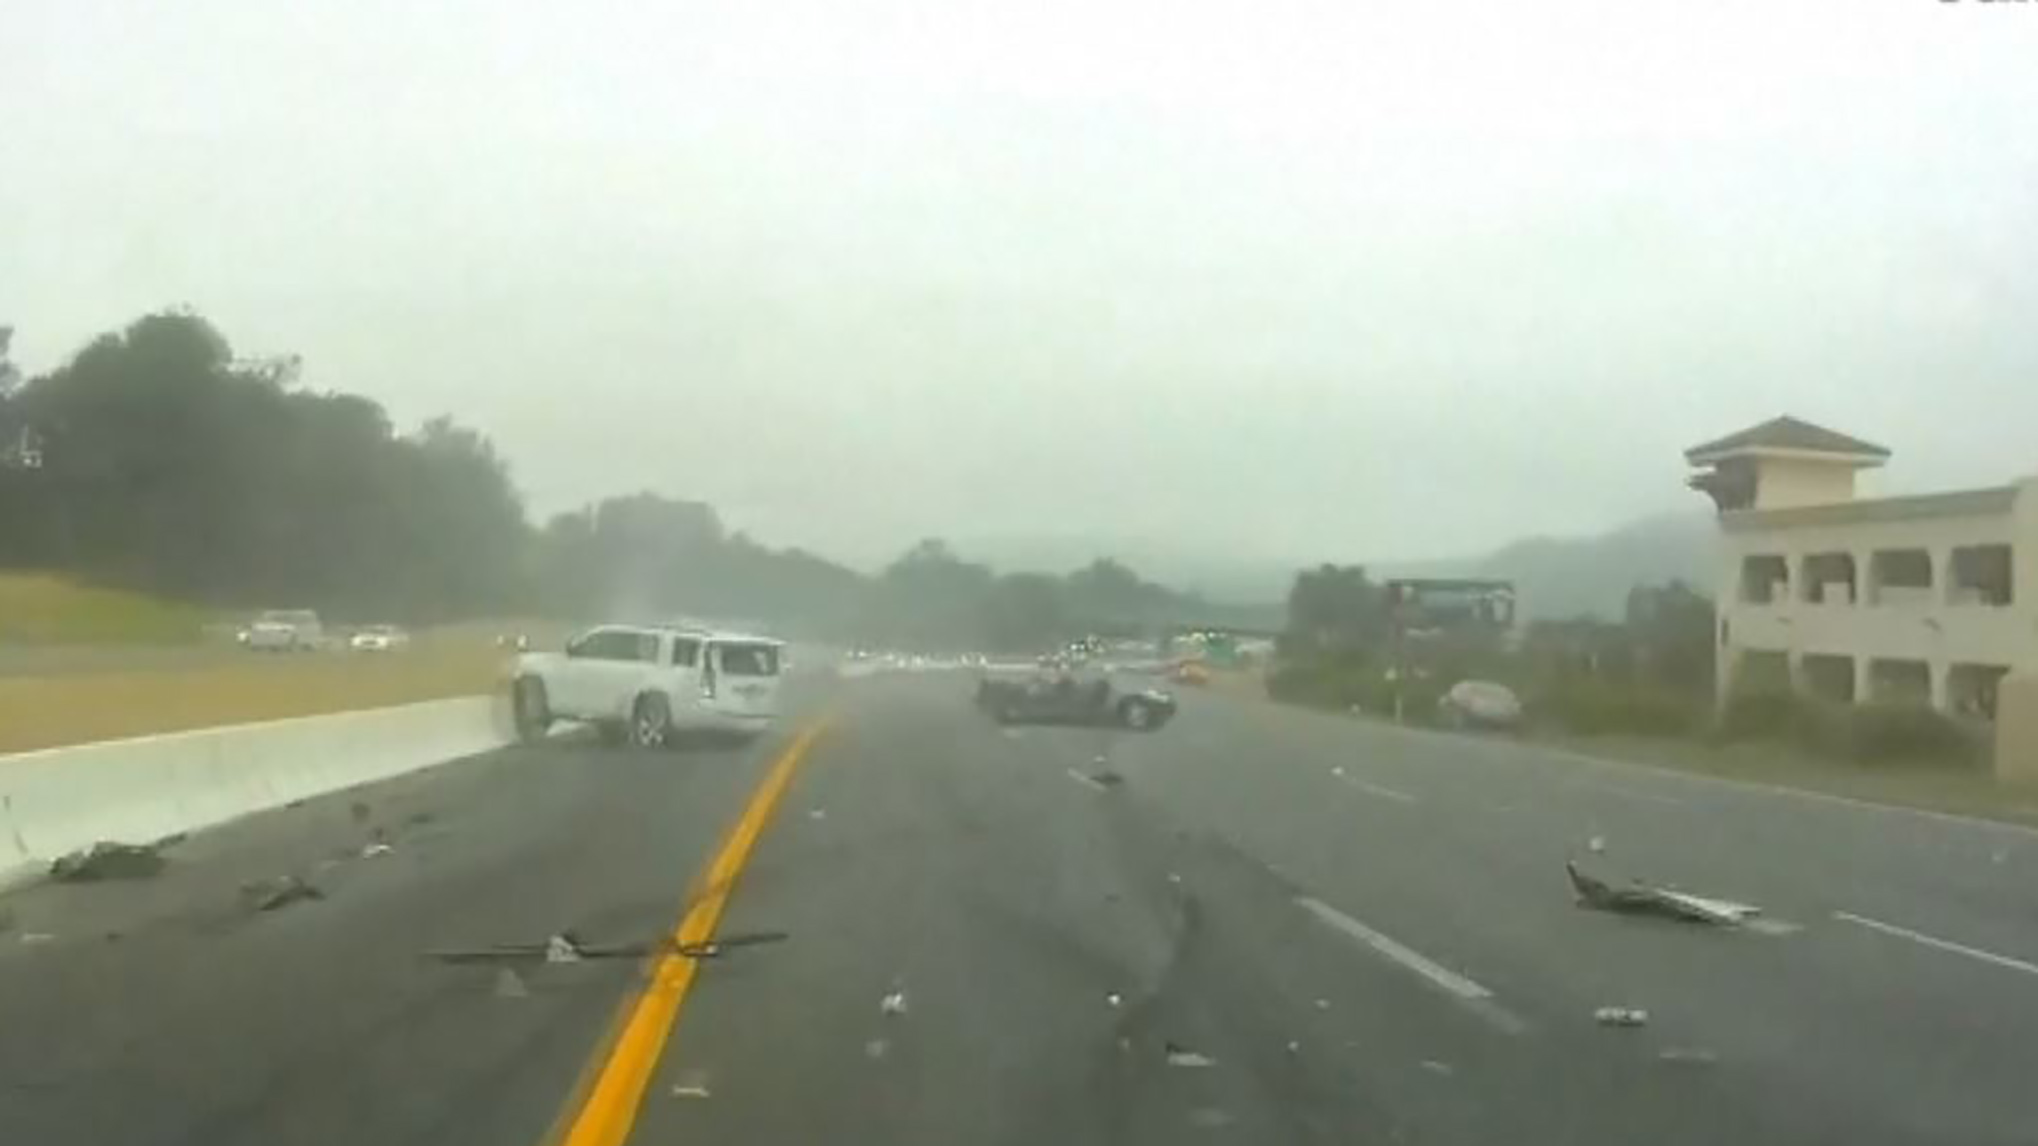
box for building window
[1801,552,1856,605]
[1948,664,2010,721]
[1868,659,1931,706]
[1947,545,2013,607]
[1867,549,1933,606]
[1734,650,1791,693]
[1800,654,1856,704]
[1741,555,1789,605]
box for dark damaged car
[974,671,1178,731]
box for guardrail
[0,696,512,889]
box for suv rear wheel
[631,693,672,750]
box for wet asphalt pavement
[4,671,2038,1145]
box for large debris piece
[50,841,167,883]
[240,874,325,912]
[1566,862,1760,926]
[427,929,789,966]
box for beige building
[1686,417,2037,737]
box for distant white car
[244,610,322,652]
[1438,680,1524,731]
[349,624,411,652]
[510,624,785,748]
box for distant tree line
[0,311,1256,646]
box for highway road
[5,672,2038,1144]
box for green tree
[1283,564,1388,654]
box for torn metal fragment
[1566,862,1756,926]
[1164,1042,1216,1068]
[880,991,909,1016]
[361,842,394,859]
[1593,1007,1649,1027]
[50,841,166,883]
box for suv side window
[568,629,644,661]
[671,638,701,668]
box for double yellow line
[549,719,830,1146]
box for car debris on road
[1164,1041,1216,1068]
[50,840,167,882]
[1566,861,1761,926]
[880,990,909,1016]
[239,874,324,913]
[427,929,789,965]
[1594,1006,1650,1027]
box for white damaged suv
[510,624,784,748]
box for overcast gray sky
[5,0,2035,573]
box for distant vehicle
[243,610,322,652]
[348,624,410,652]
[1438,680,1524,731]
[510,624,784,748]
[974,671,1178,731]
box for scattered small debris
[1105,992,1123,1008]
[1164,1041,1216,1068]
[361,842,394,859]
[240,875,324,913]
[545,933,585,964]
[1188,1108,1235,1129]
[669,1072,713,1099]
[1594,1007,1650,1028]
[1167,872,1183,885]
[1657,1047,1718,1066]
[880,991,909,1016]
[50,841,166,883]
[807,808,827,821]
[1587,836,1607,855]
[1314,998,1331,1011]
[1331,765,1346,778]
[1093,753,1108,765]
[19,932,56,945]
[864,1038,890,1060]
[1285,1040,1301,1055]
[1567,862,1758,926]
[494,969,530,998]
[1420,1059,1454,1076]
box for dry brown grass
[0,644,511,755]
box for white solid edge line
[1326,713,2038,840]
[1296,896,1490,1001]
[1833,911,2038,977]
[1065,767,1109,792]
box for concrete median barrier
[0,696,513,889]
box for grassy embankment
[0,574,508,754]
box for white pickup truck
[510,624,785,748]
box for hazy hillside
[1464,512,1715,620]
